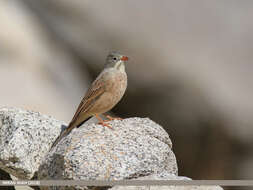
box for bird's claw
[105,115,123,121]
[98,121,113,129]
[95,114,114,129]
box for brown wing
[50,80,106,149]
[68,79,105,128]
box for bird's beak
[120,56,129,61]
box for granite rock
[0,107,222,190]
[38,117,176,181]
[0,107,65,179]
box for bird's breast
[90,70,127,114]
[105,71,127,94]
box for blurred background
[1,0,253,180]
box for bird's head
[105,51,129,71]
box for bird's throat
[114,61,125,72]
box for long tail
[50,116,92,150]
[50,124,75,149]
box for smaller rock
[0,107,65,179]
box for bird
[51,51,128,148]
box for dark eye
[113,57,117,61]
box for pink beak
[120,56,129,61]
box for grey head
[105,51,129,71]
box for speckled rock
[0,107,65,179]
[38,117,177,181]
[0,107,222,190]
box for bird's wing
[68,79,106,128]
[50,80,106,149]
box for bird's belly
[89,92,118,114]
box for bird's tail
[50,116,92,150]
[50,124,75,150]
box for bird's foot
[98,121,113,129]
[95,114,113,129]
[105,115,123,121]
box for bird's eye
[113,57,117,61]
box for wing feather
[50,78,106,149]
[68,79,105,127]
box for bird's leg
[105,115,123,121]
[95,114,113,129]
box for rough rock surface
[0,107,65,179]
[0,107,222,190]
[38,117,177,180]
